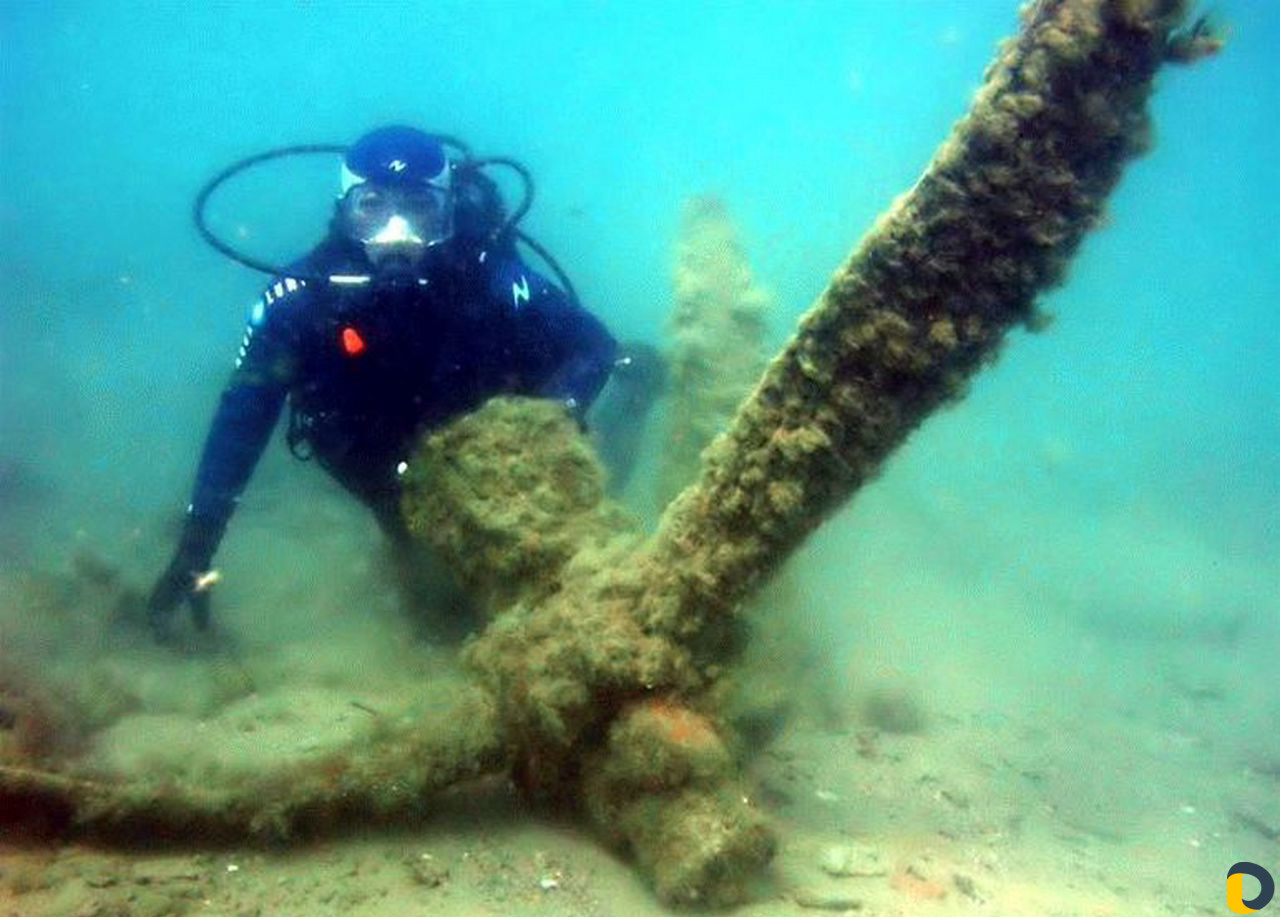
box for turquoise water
[1,1,1277,910]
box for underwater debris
[791,887,866,911]
[1233,809,1280,843]
[818,841,886,878]
[859,683,928,735]
[0,664,86,765]
[191,569,221,594]
[1165,12,1227,64]
[0,0,1203,908]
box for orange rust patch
[890,867,948,901]
[641,699,719,748]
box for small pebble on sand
[819,843,885,878]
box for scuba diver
[148,125,658,640]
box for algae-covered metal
[0,0,1200,907]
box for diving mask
[340,182,454,267]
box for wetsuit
[186,234,617,549]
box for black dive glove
[147,515,225,637]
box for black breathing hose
[193,144,348,279]
[190,137,580,307]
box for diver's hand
[147,515,223,639]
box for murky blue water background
[1,0,1277,870]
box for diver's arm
[184,372,288,539]
[189,283,303,532]
[149,282,301,635]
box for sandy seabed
[2,446,1274,917]
[3,668,1269,917]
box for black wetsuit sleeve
[492,257,617,419]
[184,282,302,546]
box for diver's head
[338,126,454,272]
